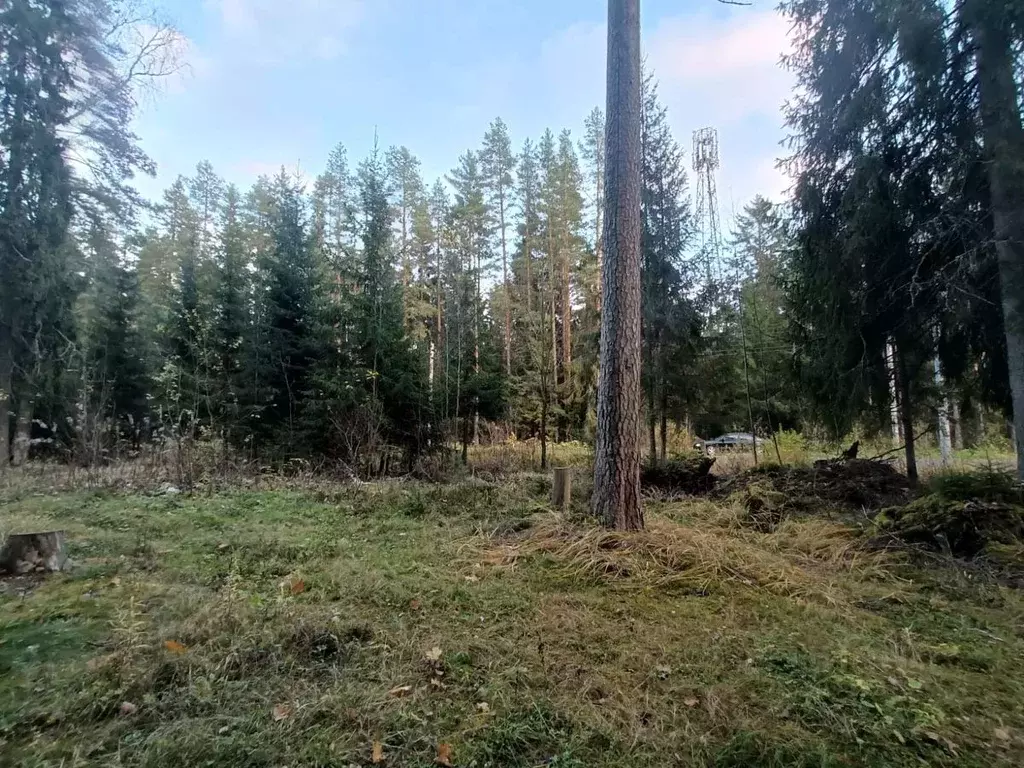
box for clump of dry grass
[484,507,896,605]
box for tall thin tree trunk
[551,289,558,440]
[595,168,604,312]
[974,9,1024,481]
[592,0,643,531]
[934,350,952,466]
[951,400,964,450]
[659,390,668,463]
[525,226,533,314]
[0,335,12,470]
[12,395,32,467]
[739,307,758,466]
[896,343,918,482]
[647,385,657,467]
[540,374,549,470]
[474,250,481,445]
[561,253,571,374]
[501,197,511,377]
[549,222,559,437]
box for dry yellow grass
[479,503,897,607]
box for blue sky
[137,0,795,220]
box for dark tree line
[2,0,1019,492]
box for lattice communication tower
[692,127,722,285]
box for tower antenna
[692,127,722,287]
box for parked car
[693,432,766,451]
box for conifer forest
[2,1,1024,767]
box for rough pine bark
[592,0,644,530]
[974,11,1024,482]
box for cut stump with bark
[553,467,572,511]
[0,531,69,574]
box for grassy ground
[2,472,1024,767]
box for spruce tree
[213,185,250,439]
[257,170,319,456]
[82,223,150,451]
[640,74,697,463]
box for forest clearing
[4,0,1024,765]
[3,452,1024,767]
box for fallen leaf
[290,578,306,595]
[436,743,453,766]
[683,696,699,708]
[426,646,443,663]
[119,701,138,717]
[476,701,490,713]
[217,542,230,551]
[464,575,479,583]
[410,598,422,611]
[164,640,187,655]
[995,727,1011,741]
[272,704,291,721]
[372,740,385,764]
[430,677,446,689]
[388,684,413,698]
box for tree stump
[0,531,69,574]
[553,467,572,511]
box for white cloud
[206,0,365,63]
[648,11,792,122]
[527,9,794,207]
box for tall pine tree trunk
[501,197,511,376]
[973,9,1024,481]
[592,0,644,531]
[0,333,11,470]
[474,251,481,445]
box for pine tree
[447,151,493,447]
[481,118,516,377]
[593,0,644,530]
[537,130,561,436]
